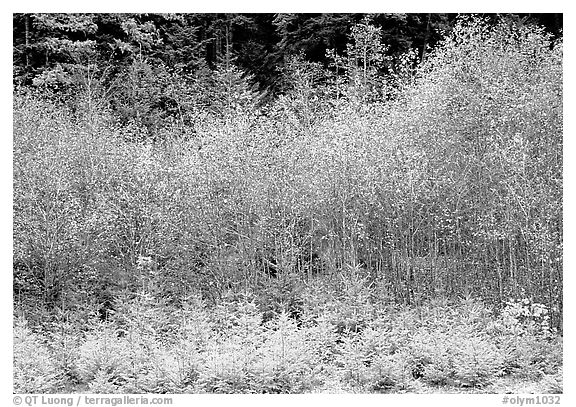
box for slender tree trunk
[24,14,31,70]
[363,43,367,88]
[225,18,232,70]
[421,13,431,62]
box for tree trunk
[225,18,232,70]
[24,14,31,69]
[421,13,431,62]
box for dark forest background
[13,13,562,102]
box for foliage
[13,294,562,393]
[14,13,562,98]
[13,319,62,393]
[13,15,562,394]
[497,298,555,337]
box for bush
[540,367,563,393]
[13,319,62,393]
[407,325,504,388]
[253,312,320,393]
[497,334,562,379]
[368,351,420,393]
[77,323,154,392]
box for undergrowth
[14,295,562,394]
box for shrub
[407,325,504,388]
[540,367,563,393]
[196,295,265,393]
[45,319,83,384]
[368,351,419,393]
[497,334,562,379]
[13,319,62,393]
[255,312,324,393]
[76,323,154,392]
[498,298,555,337]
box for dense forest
[13,13,562,394]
